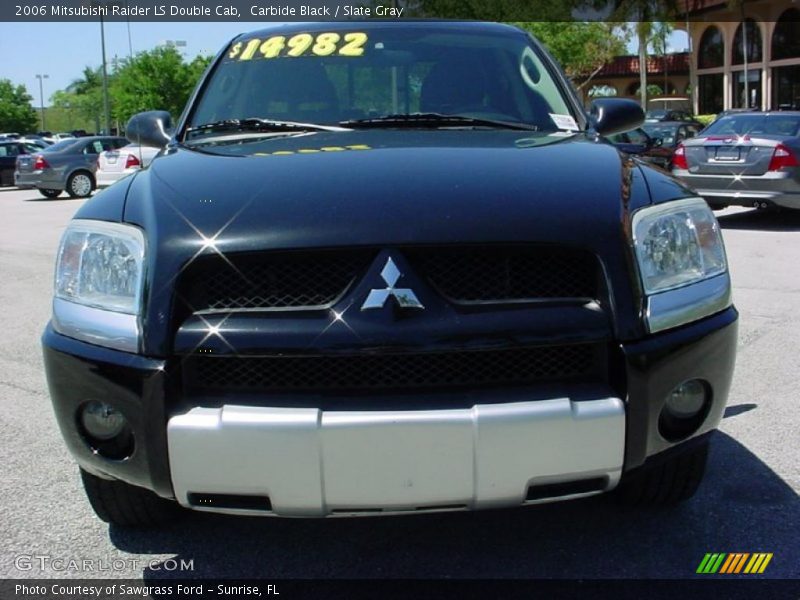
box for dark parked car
[673,111,800,210]
[607,127,668,167]
[20,136,51,148]
[15,135,127,198]
[0,140,45,186]
[43,21,737,528]
[641,121,702,168]
[607,122,699,169]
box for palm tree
[651,22,673,96]
[636,20,652,107]
[65,67,105,132]
[66,67,102,96]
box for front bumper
[168,396,624,516]
[42,307,738,514]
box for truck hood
[125,129,649,249]
[109,129,659,354]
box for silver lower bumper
[167,396,625,517]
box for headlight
[52,220,145,352]
[56,220,145,313]
[633,198,726,293]
[632,198,731,333]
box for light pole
[125,0,133,58]
[90,0,112,134]
[100,10,111,134]
[35,74,49,132]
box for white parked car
[96,144,160,187]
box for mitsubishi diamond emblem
[361,257,424,311]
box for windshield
[643,124,680,144]
[645,110,668,120]
[702,114,800,137]
[186,26,575,137]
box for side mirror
[126,111,172,148]
[652,137,663,147]
[590,98,644,137]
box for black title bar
[2,0,766,22]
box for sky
[0,21,267,104]
[0,21,688,106]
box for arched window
[772,9,800,61]
[588,84,617,98]
[732,19,762,65]
[698,26,724,69]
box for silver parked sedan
[15,136,127,198]
[96,144,161,188]
[672,111,800,211]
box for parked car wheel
[615,441,709,507]
[39,188,61,199]
[80,469,181,528]
[67,171,94,198]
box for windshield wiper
[185,118,347,140]
[339,113,539,131]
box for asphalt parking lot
[0,185,797,580]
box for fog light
[665,380,707,419]
[81,401,126,441]
[659,379,710,442]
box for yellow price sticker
[254,145,373,157]
[228,32,368,61]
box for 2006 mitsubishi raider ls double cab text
[42,21,738,528]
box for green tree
[109,47,212,125]
[0,80,38,133]
[51,67,107,133]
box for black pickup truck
[43,21,737,528]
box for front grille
[178,250,373,311]
[184,344,604,394]
[410,246,599,304]
[176,246,599,313]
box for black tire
[66,171,94,198]
[615,441,709,507]
[39,188,61,198]
[80,468,181,528]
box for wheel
[615,441,709,507]
[66,171,94,198]
[39,188,61,199]
[80,468,181,528]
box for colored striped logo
[696,553,773,574]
